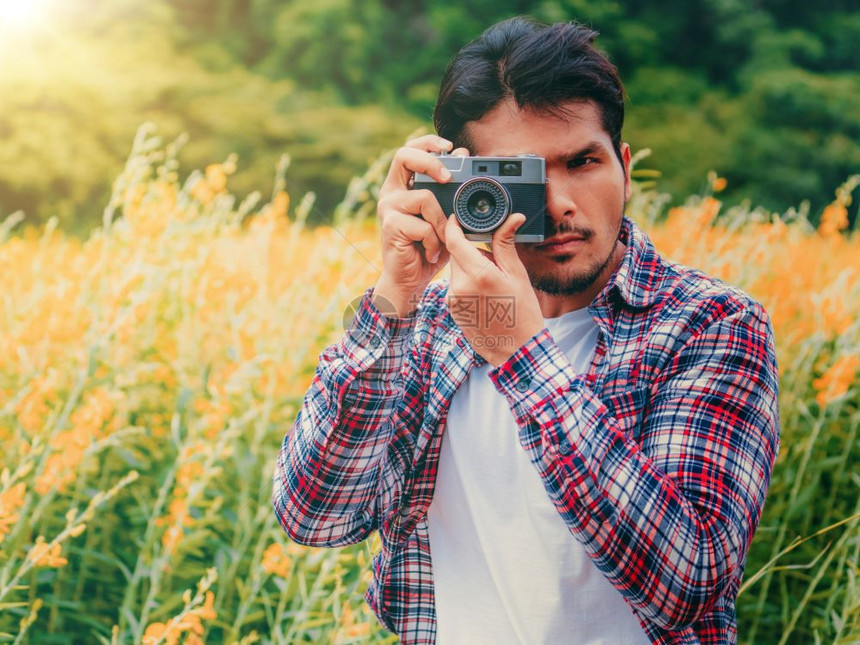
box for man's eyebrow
[488,140,610,159]
[548,141,608,163]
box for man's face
[465,99,632,299]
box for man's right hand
[373,135,468,317]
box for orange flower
[34,453,73,495]
[175,461,205,494]
[819,202,849,236]
[262,542,292,577]
[198,591,216,621]
[142,622,175,645]
[271,191,290,219]
[253,191,291,230]
[0,482,26,543]
[141,591,216,645]
[334,603,372,640]
[28,536,68,568]
[205,164,228,193]
[813,355,860,407]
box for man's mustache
[542,224,593,240]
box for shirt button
[557,437,573,455]
[515,378,531,393]
[368,335,382,348]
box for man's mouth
[536,234,588,252]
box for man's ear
[621,142,632,203]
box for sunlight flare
[0,0,50,35]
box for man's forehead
[465,98,612,155]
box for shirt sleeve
[488,301,780,630]
[272,285,421,547]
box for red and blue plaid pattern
[273,216,780,644]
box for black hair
[433,17,626,164]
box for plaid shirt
[273,216,780,644]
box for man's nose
[544,169,577,220]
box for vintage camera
[412,153,546,242]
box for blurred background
[2,0,859,233]
[2,2,859,643]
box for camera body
[412,153,547,243]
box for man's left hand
[444,213,545,367]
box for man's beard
[529,247,617,295]
[529,212,625,296]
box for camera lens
[453,178,510,233]
[467,191,495,219]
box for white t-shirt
[426,307,650,644]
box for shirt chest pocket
[598,386,650,442]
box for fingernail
[430,250,440,263]
[441,168,452,181]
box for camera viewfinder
[500,161,522,176]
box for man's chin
[529,269,602,296]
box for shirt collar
[596,216,665,311]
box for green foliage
[0,0,421,231]
[0,0,858,230]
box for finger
[451,147,470,157]
[443,252,464,307]
[378,189,449,245]
[381,211,444,261]
[491,213,527,275]
[383,140,453,193]
[404,134,454,153]
[448,247,464,274]
[445,213,497,279]
[446,248,467,295]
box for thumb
[491,213,527,273]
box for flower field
[1,127,858,644]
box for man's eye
[567,157,599,169]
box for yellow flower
[813,355,860,407]
[205,164,228,193]
[255,190,291,228]
[33,454,70,495]
[332,603,373,642]
[28,536,68,568]
[142,590,216,645]
[0,482,26,543]
[191,178,216,206]
[819,202,849,236]
[142,621,182,645]
[262,542,292,577]
[175,461,205,494]
[198,591,216,621]
[14,374,60,436]
[271,190,290,219]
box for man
[273,16,780,645]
